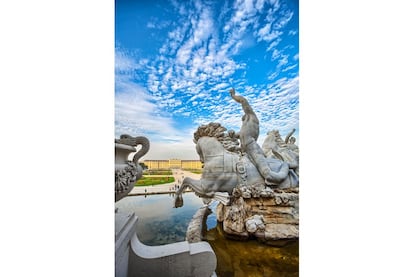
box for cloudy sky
[115,0,299,160]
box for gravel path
[128,169,201,195]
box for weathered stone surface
[265,223,299,240]
[222,197,248,237]
[174,90,299,208]
[216,187,299,243]
[186,206,211,243]
[216,202,225,222]
[173,88,300,245]
[245,215,265,233]
[115,135,150,202]
[262,129,299,176]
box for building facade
[143,159,202,170]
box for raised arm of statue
[230,88,255,115]
[285,128,296,144]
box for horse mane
[193,122,240,153]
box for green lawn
[135,176,175,186]
[183,169,203,174]
[143,170,173,175]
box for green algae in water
[206,223,299,277]
[206,201,299,277]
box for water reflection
[115,193,204,245]
[206,223,299,277]
[116,192,299,276]
[205,198,299,277]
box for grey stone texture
[216,186,299,243]
[174,89,299,208]
[115,135,150,202]
[175,88,299,242]
[186,206,212,243]
[128,235,217,277]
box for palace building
[143,159,203,170]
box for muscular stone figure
[230,88,286,184]
[284,128,299,154]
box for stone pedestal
[216,186,299,245]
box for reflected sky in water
[116,192,299,276]
[115,192,209,245]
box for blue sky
[115,0,299,159]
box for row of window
[142,160,202,170]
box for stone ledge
[216,187,299,243]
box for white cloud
[147,22,156,29]
[282,63,298,72]
[210,82,230,93]
[257,23,271,39]
[139,1,250,116]
[115,49,145,73]
[115,0,299,158]
[255,0,266,11]
[115,50,193,150]
[192,76,299,140]
[115,87,176,137]
[288,29,297,36]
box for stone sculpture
[284,128,299,154]
[229,88,287,185]
[262,129,299,175]
[174,88,299,243]
[174,124,298,208]
[174,89,299,208]
[115,134,150,202]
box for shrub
[135,176,175,186]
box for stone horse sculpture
[174,123,299,208]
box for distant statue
[174,123,298,208]
[262,130,299,176]
[229,88,283,185]
[284,128,299,154]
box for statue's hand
[229,88,235,95]
[228,130,240,139]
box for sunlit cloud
[115,0,299,158]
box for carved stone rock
[216,186,299,244]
